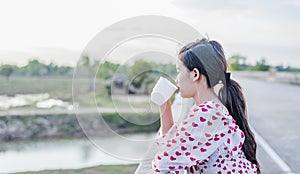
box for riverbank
[16,164,138,174]
[0,113,160,141]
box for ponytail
[219,79,261,174]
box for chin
[180,92,192,98]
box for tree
[128,60,153,88]
[0,60,73,77]
[25,59,45,76]
[249,58,270,71]
[80,55,99,92]
[127,60,155,94]
[46,63,72,76]
[0,65,14,80]
[96,61,119,80]
[227,54,247,71]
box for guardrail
[233,71,300,85]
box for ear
[190,68,200,82]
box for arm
[159,99,174,136]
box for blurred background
[0,0,300,174]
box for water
[0,133,155,173]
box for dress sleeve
[152,102,232,173]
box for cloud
[170,0,300,67]
[286,0,300,6]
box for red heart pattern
[205,133,211,137]
[205,142,211,146]
[200,148,207,152]
[181,146,187,151]
[200,117,206,122]
[170,156,176,161]
[233,146,237,151]
[201,108,208,112]
[214,137,220,141]
[192,122,198,127]
[175,151,181,156]
[180,138,186,143]
[212,115,218,120]
[185,132,191,136]
[152,102,257,174]
[169,166,175,170]
[189,137,195,141]
[190,157,196,161]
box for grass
[16,164,139,174]
[0,77,77,99]
[1,76,151,108]
[101,112,160,132]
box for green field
[0,77,78,99]
[0,76,151,108]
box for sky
[0,0,300,68]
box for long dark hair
[179,38,260,173]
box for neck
[193,87,220,106]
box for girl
[152,38,260,173]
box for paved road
[234,74,300,174]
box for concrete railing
[232,71,300,85]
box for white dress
[152,101,258,174]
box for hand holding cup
[150,77,177,105]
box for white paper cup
[150,77,178,105]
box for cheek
[176,73,182,84]
[177,72,188,86]
[178,75,195,97]
[178,75,186,86]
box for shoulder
[192,101,226,116]
[190,101,233,126]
